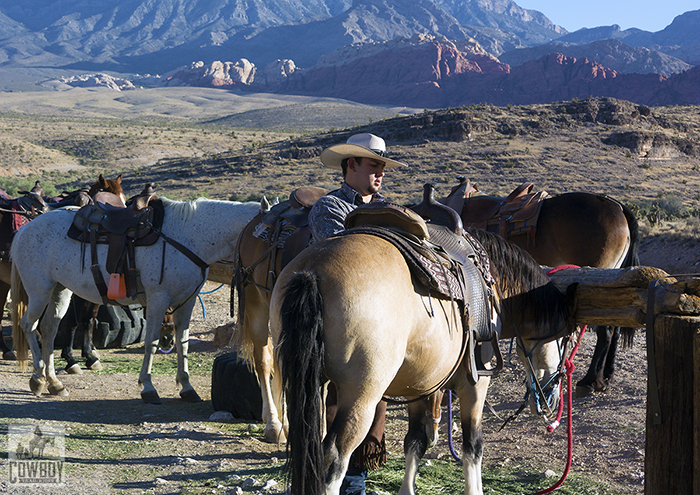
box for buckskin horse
[0,175,124,362]
[232,186,327,442]
[444,179,639,394]
[11,196,260,401]
[272,205,576,495]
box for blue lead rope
[196,283,225,318]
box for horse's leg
[399,393,443,495]
[576,325,613,395]
[0,280,15,360]
[246,296,285,443]
[324,398,382,494]
[601,326,621,386]
[39,287,73,396]
[172,298,201,403]
[139,299,172,404]
[81,302,102,371]
[158,310,175,352]
[455,375,491,495]
[59,298,81,374]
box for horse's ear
[98,174,107,187]
[116,174,122,184]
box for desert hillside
[0,90,697,274]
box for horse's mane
[466,227,571,338]
[160,197,201,225]
[161,197,257,227]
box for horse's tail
[11,260,29,371]
[231,256,255,366]
[621,202,640,269]
[277,270,325,495]
[620,202,641,348]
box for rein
[534,264,585,495]
[535,322,586,495]
[0,206,38,219]
[443,263,583,493]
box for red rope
[538,264,585,495]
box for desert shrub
[628,195,690,226]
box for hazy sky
[515,1,698,33]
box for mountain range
[2,1,700,107]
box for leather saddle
[233,186,329,323]
[445,177,548,241]
[341,184,503,385]
[255,186,328,268]
[68,184,164,304]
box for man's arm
[308,195,354,243]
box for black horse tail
[277,270,325,495]
[621,202,640,268]
[620,202,641,348]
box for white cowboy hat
[320,133,407,170]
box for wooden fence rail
[548,266,699,495]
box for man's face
[347,157,386,197]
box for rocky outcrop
[558,98,652,125]
[603,130,700,158]
[163,60,257,87]
[260,59,296,85]
[57,36,700,107]
[271,48,700,107]
[60,74,135,91]
[267,34,510,108]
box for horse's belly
[385,332,464,396]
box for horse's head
[89,174,125,204]
[466,227,578,424]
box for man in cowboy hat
[309,132,407,242]
[308,132,406,494]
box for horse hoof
[87,359,103,371]
[48,384,69,396]
[594,382,609,393]
[264,427,287,444]
[180,389,202,403]
[29,377,47,396]
[575,384,595,397]
[3,350,16,360]
[141,390,162,404]
[66,364,83,375]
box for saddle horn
[411,184,464,235]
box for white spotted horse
[11,192,260,402]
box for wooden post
[546,267,700,494]
[645,295,700,494]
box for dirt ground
[0,236,695,495]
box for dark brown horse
[444,180,639,393]
[0,175,125,362]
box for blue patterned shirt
[308,182,385,242]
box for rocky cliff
[60,35,700,107]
